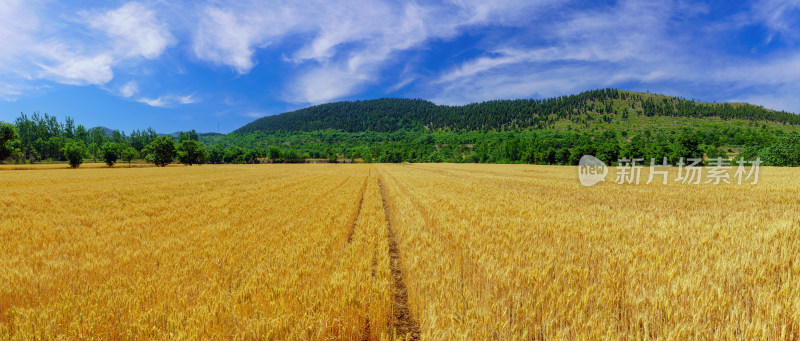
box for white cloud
[120,81,139,97]
[192,0,559,103]
[193,6,268,74]
[429,0,705,104]
[178,94,196,104]
[87,2,175,59]
[750,0,800,42]
[0,1,174,99]
[137,93,198,108]
[0,0,39,64]
[36,51,115,86]
[0,83,23,102]
[138,97,167,107]
[0,0,42,99]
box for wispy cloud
[86,2,175,59]
[178,94,196,104]
[428,0,800,110]
[138,97,167,108]
[193,0,560,104]
[137,93,198,108]
[120,81,138,97]
[750,0,800,43]
[0,1,173,96]
[36,50,115,86]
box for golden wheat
[1,163,798,340]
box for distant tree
[144,136,176,167]
[223,146,245,163]
[101,143,123,166]
[670,133,703,164]
[208,144,225,164]
[242,149,259,164]
[758,133,800,166]
[282,149,301,163]
[75,125,89,144]
[0,123,19,160]
[595,141,620,165]
[121,146,137,167]
[88,127,106,161]
[268,145,282,162]
[178,130,199,143]
[177,139,207,166]
[63,117,75,139]
[62,139,89,168]
[111,130,125,144]
[705,146,729,160]
[325,147,337,162]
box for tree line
[3,108,800,168]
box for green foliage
[62,139,89,168]
[101,143,123,166]
[268,145,281,162]
[281,149,304,163]
[6,89,800,167]
[130,128,158,151]
[757,133,800,166]
[144,136,176,167]
[325,147,338,162]
[705,146,730,160]
[208,144,225,164]
[235,89,800,134]
[177,140,207,166]
[121,146,137,166]
[178,130,199,143]
[1,123,19,160]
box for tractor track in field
[347,176,369,244]
[378,176,421,340]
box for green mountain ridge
[234,89,800,134]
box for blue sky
[0,0,799,133]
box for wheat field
[1,164,798,340]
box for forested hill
[234,89,800,133]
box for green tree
[101,143,123,166]
[282,149,302,163]
[268,145,282,162]
[178,130,199,142]
[758,133,800,166]
[208,144,225,164]
[325,147,337,162]
[177,140,207,166]
[88,127,106,161]
[62,139,89,168]
[0,123,19,160]
[670,133,703,164]
[121,146,137,167]
[144,136,176,167]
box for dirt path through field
[346,176,369,244]
[378,176,421,340]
